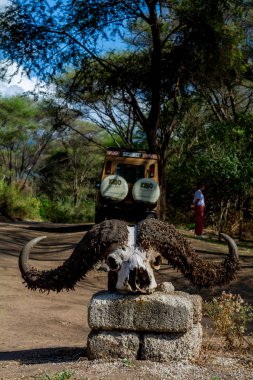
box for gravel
[1,354,253,380]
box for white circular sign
[132,178,160,204]
[100,175,128,201]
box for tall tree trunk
[158,148,168,221]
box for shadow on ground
[0,347,86,365]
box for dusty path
[0,221,253,379]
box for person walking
[193,183,205,236]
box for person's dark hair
[196,182,204,189]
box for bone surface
[110,246,158,293]
[127,225,137,248]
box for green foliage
[34,369,72,380]
[37,126,102,212]
[0,96,102,223]
[166,107,253,229]
[39,197,95,223]
[204,292,253,349]
[0,96,55,187]
[0,0,248,157]
[121,357,132,368]
[0,180,41,220]
[175,0,246,85]
[0,1,252,225]
[0,96,39,130]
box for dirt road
[0,221,253,379]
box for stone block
[156,282,175,293]
[141,323,203,362]
[175,292,202,323]
[88,290,194,332]
[87,330,140,360]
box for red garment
[195,205,205,236]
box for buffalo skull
[19,219,240,294]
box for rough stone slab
[88,290,194,332]
[154,283,202,323]
[87,330,140,360]
[141,323,203,362]
[156,282,175,293]
[173,292,202,323]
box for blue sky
[0,0,53,96]
[0,0,27,95]
[0,61,49,96]
[0,0,9,7]
[0,0,125,96]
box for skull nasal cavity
[152,254,162,269]
[128,267,151,290]
[107,256,120,271]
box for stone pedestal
[87,283,202,362]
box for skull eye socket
[106,254,122,271]
[151,254,162,269]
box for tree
[0,96,56,188]
[164,92,253,235]
[37,123,103,222]
[0,0,249,218]
[38,123,102,205]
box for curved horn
[137,219,240,289]
[19,220,128,292]
[220,232,239,260]
[19,236,47,275]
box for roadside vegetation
[0,93,252,240]
[0,1,252,238]
[204,292,253,351]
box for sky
[0,0,45,96]
[0,0,9,8]
[0,0,124,97]
[0,62,46,96]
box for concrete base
[88,289,202,333]
[87,330,140,360]
[141,323,203,361]
[87,323,202,361]
[87,284,203,362]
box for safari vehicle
[95,148,160,223]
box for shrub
[0,180,41,221]
[39,197,95,223]
[34,369,72,380]
[204,291,253,350]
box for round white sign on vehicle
[132,178,160,204]
[100,175,128,201]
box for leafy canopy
[0,1,249,157]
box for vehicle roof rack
[106,147,157,155]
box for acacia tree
[184,8,253,230]
[38,123,102,206]
[0,0,249,218]
[0,96,56,188]
[164,77,253,232]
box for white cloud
[0,62,52,97]
[0,4,55,98]
[0,0,10,9]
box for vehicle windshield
[116,164,145,184]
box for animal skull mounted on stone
[106,245,162,293]
[19,219,240,294]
